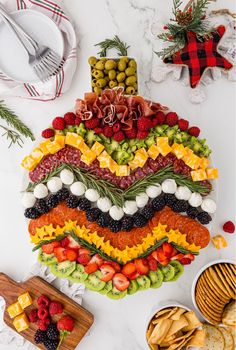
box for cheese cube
[134,148,148,167]
[46,141,63,154]
[212,235,228,249]
[13,313,29,332]
[21,156,37,171]
[183,147,193,158]
[199,158,210,170]
[81,150,97,165]
[31,148,44,163]
[115,165,130,176]
[7,302,23,319]
[38,140,51,155]
[156,137,172,156]
[97,151,110,168]
[18,292,32,309]
[91,141,104,156]
[109,158,118,173]
[191,169,207,182]
[171,143,186,159]
[148,144,160,160]
[184,154,201,170]
[54,134,65,147]
[206,168,218,180]
[65,132,83,148]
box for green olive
[134,83,138,90]
[88,56,97,67]
[94,86,103,95]
[96,79,107,88]
[105,59,117,70]
[95,60,105,70]
[104,69,108,75]
[126,75,137,86]
[93,70,104,79]
[118,60,127,72]
[91,69,97,77]
[118,82,125,88]
[109,80,118,88]
[117,72,126,83]
[128,59,137,69]
[126,86,136,95]
[125,67,136,77]
[120,56,129,63]
[108,69,117,80]
[91,78,97,87]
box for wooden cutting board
[0,273,94,350]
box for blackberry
[46,194,59,209]
[86,208,101,222]
[172,200,189,213]
[78,198,91,211]
[133,213,148,227]
[186,206,199,219]
[44,339,59,350]
[66,194,79,208]
[57,187,70,201]
[24,207,41,219]
[35,199,50,214]
[47,323,59,340]
[164,194,177,208]
[108,219,122,233]
[34,329,47,344]
[141,207,155,220]
[121,216,134,231]
[152,195,166,211]
[197,211,212,225]
[97,213,109,228]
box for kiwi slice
[169,261,184,281]
[107,287,127,300]
[136,275,151,291]
[67,264,88,283]
[99,281,113,295]
[38,251,57,266]
[84,271,106,292]
[127,280,139,295]
[50,261,76,278]
[149,270,164,289]
[161,264,175,282]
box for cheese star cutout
[164,25,233,88]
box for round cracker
[217,326,234,350]
[214,265,236,299]
[219,264,236,291]
[198,275,227,306]
[204,269,230,300]
[209,267,235,299]
[224,264,236,286]
[196,294,221,324]
[196,283,224,312]
[202,324,225,350]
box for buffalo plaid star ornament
[164,25,233,88]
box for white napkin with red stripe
[0,0,77,100]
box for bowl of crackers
[146,302,205,349]
[192,259,236,326]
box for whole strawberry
[57,315,75,348]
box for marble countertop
[0,0,235,349]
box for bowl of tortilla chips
[146,302,205,350]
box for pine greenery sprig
[95,35,130,57]
[155,0,216,59]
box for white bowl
[191,258,236,324]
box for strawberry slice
[159,259,169,266]
[54,247,67,262]
[88,254,104,267]
[84,263,98,274]
[170,253,184,261]
[134,258,149,275]
[67,236,81,249]
[42,241,60,254]
[162,242,174,258]
[100,264,116,282]
[155,247,167,263]
[122,263,136,277]
[170,247,178,257]
[148,258,158,271]
[79,248,91,255]
[113,273,130,291]
[179,257,191,265]
[60,237,70,248]
[184,253,195,261]
[106,261,121,272]
[77,254,91,266]
[65,249,78,262]
[128,271,139,280]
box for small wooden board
[0,273,94,350]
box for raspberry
[125,128,137,139]
[223,221,235,234]
[155,111,166,124]
[49,301,64,316]
[38,307,49,320]
[85,118,100,129]
[42,128,55,139]
[113,131,125,141]
[103,125,114,138]
[113,123,121,133]
[52,117,66,130]
[137,130,149,139]
[152,117,160,127]
[137,117,153,131]
[94,127,103,134]
[75,116,82,125]
[188,126,200,137]
[38,318,50,331]
[29,309,38,323]
[166,112,178,126]
[64,112,76,125]
[178,118,189,131]
[37,295,50,308]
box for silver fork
[0,4,64,82]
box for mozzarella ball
[85,189,100,202]
[70,182,86,196]
[146,184,162,198]
[21,192,36,208]
[60,169,74,185]
[175,186,192,201]
[34,184,48,199]
[109,206,124,220]
[188,193,202,207]
[97,197,112,212]
[162,179,177,194]
[136,193,149,208]
[47,177,63,193]
[123,201,138,215]
[201,198,217,214]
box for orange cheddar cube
[109,158,118,173]
[46,141,63,154]
[184,154,201,170]
[39,140,51,155]
[18,292,32,309]
[171,143,186,159]
[206,168,218,180]
[81,150,97,165]
[212,235,228,249]
[7,302,23,319]
[115,165,130,176]
[191,169,207,182]
[132,148,148,168]
[13,313,30,332]
[97,151,111,168]
[156,137,172,156]
[91,141,104,156]
[21,156,37,171]
[199,157,210,169]
[148,144,159,160]
[31,148,44,163]
[54,134,65,147]
[65,132,83,149]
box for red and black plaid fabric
[164,25,233,88]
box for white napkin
[0,0,77,100]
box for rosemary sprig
[95,35,130,57]
[136,238,168,259]
[0,125,24,148]
[171,242,199,255]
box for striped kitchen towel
[0,0,77,100]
